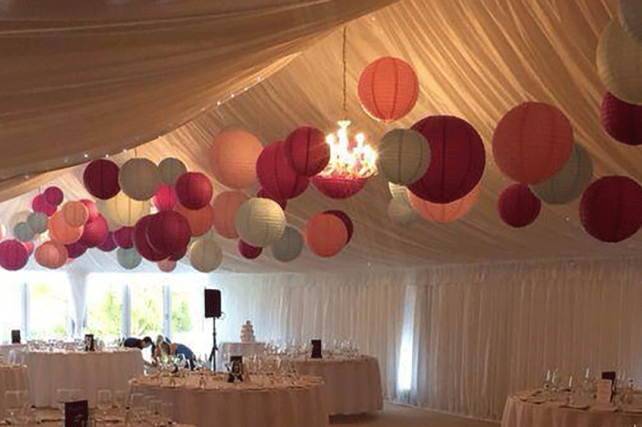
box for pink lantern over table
[48,211,83,245]
[0,239,29,271]
[32,194,57,217]
[146,211,191,256]
[305,213,348,257]
[238,240,262,259]
[497,184,541,228]
[152,184,178,212]
[175,204,214,237]
[257,189,287,210]
[256,141,309,200]
[83,159,120,200]
[35,241,67,269]
[114,226,134,249]
[80,199,100,222]
[65,241,87,259]
[324,210,353,244]
[600,92,642,146]
[408,184,480,223]
[209,129,263,189]
[283,126,330,177]
[175,172,213,210]
[44,186,64,206]
[97,231,117,252]
[134,215,167,261]
[212,191,248,239]
[79,215,109,247]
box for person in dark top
[123,336,153,350]
[154,336,196,369]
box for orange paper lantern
[175,204,214,237]
[61,201,89,228]
[209,129,263,189]
[212,191,248,239]
[408,184,481,223]
[304,213,348,257]
[48,211,83,245]
[35,240,67,269]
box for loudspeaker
[205,289,221,318]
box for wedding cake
[240,320,256,343]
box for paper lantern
[190,239,223,272]
[44,187,63,206]
[324,210,353,244]
[32,194,56,217]
[35,241,67,269]
[168,245,188,261]
[256,141,309,200]
[388,199,418,226]
[408,116,485,203]
[158,259,176,273]
[235,198,286,247]
[531,143,593,204]
[79,215,109,248]
[48,211,83,245]
[13,222,34,243]
[27,212,48,234]
[600,92,642,145]
[378,129,430,185]
[97,231,117,252]
[311,176,368,199]
[152,184,178,212]
[117,247,141,270]
[0,239,29,270]
[133,215,167,261]
[9,211,30,232]
[409,184,480,223]
[271,226,303,262]
[620,0,642,45]
[119,158,161,201]
[283,126,330,177]
[358,57,419,122]
[22,242,34,257]
[65,241,87,259]
[100,192,151,227]
[212,191,249,239]
[114,226,134,249]
[83,159,120,200]
[158,157,187,185]
[497,184,541,228]
[493,102,573,184]
[80,199,100,222]
[597,19,642,105]
[305,213,348,257]
[61,201,89,228]
[147,211,191,256]
[257,189,287,210]
[175,172,213,210]
[580,176,642,242]
[175,204,214,237]
[238,240,262,260]
[209,129,263,189]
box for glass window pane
[130,282,163,338]
[171,282,206,357]
[28,273,70,339]
[86,283,123,341]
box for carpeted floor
[331,402,499,427]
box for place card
[311,340,322,359]
[11,330,20,344]
[596,379,613,405]
[65,400,88,427]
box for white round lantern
[388,199,418,226]
[14,222,35,242]
[100,192,151,227]
[27,212,49,234]
[158,157,187,185]
[10,210,31,232]
[597,19,642,104]
[377,129,430,185]
[234,198,286,247]
[388,182,412,207]
[619,0,642,46]
[271,226,303,262]
[117,247,142,270]
[118,158,161,201]
[189,239,223,273]
[531,143,593,204]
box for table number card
[11,330,20,344]
[311,340,322,359]
[65,400,88,427]
[596,379,613,405]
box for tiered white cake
[240,320,256,343]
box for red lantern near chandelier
[256,141,309,200]
[324,210,353,244]
[283,126,330,177]
[497,184,541,228]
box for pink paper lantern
[256,141,309,200]
[146,211,191,256]
[44,186,64,206]
[323,210,353,244]
[305,213,348,257]
[80,199,100,222]
[134,215,167,261]
[580,176,642,242]
[209,129,263,189]
[212,191,248,239]
[32,194,56,217]
[238,240,262,259]
[408,184,480,223]
[79,215,109,248]
[35,241,67,269]
[61,201,89,228]
[175,172,213,210]
[97,231,117,252]
[158,259,176,272]
[257,189,287,210]
[48,211,83,245]
[0,239,29,271]
[65,241,87,259]
[83,159,120,200]
[175,204,214,237]
[114,226,134,249]
[600,92,642,146]
[311,176,368,199]
[497,184,541,228]
[283,126,330,177]
[152,184,178,212]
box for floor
[331,402,499,427]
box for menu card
[65,400,88,427]
[596,379,613,405]
[84,334,95,352]
[11,330,20,344]
[311,340,322,359]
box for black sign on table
[65,400,88,427]
[311,339,322,359]
[11,330,20,344]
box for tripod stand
[208,317,218,371]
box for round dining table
[0,364,29,417]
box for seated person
[154,336,195,369]
[123,336,153,350]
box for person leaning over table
[153,335,196,369]
[123,336,153,350]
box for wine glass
[97,389,112,418]
[4,391,20,423]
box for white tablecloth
[0,365,28,416]
[0,344,26,362]
[502,395,642,427]
[291,356,383,416]
[217,342,266,370]
[132,374,329,427]
[9,349,144,407]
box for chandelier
[319,119,377,179]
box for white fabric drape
[67,271,88,338]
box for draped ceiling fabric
[0,0,635,273]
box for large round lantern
[620,0,642,45]
[238,240,262,260]
[114,226,134,249]
[271,226,303,262]
[27,212,48,234]
[35,241,67,269]
[378,129,430,185]
[152,184,178,212]
[48,211,83,245]
[44,187,63,206]
[256,141,309,200]
[133,215,166,261]
[117,247,141,270]
[212,191,249,239]
[158,259,176,273]
[190,239,223,272]
[65,241,87,259]
[0,239,29,270]
[100,192,150,227]
[14,222,34,243]
[158,158,187,185]
[97,231,117,252]
[409,184,480,223]
[358,57,419,122]
[175,172,213,210]
[408,116,485,203]
[388,199,418,226]
[597,19,642,105]
[305,213,348,257]
[175,204,214,237]
[324,210,353,244]
[168,245,188,261]
[79,215,109,247]
[83,159,120,200]
[497,184,541,228]
[283,126,330,177]
[119,158,161,201]
[312,176,368,199]
[147,211,191,256]
[209,129,263,189]
[600,92,642,145]
[235,198,286,247]
[580,176,642,242]
[32,194,56,217]
[531,143,593,204]
[61,201,89,228]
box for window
[28,273,70,339]
[86,282,123,341]
[0,273,23,344]
[171,280,207,357]
[130,279,163,338]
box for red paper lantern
[257,189,287,210]
[256,141,309,200]
[152,184,178,212]
[134,215,167,261]
[493,102,573,184]
[283,127,330,177]
[83,159,120,200]
[97,231,117,252]
[497,184,541,228]
[311,176,367,199]
[324,210,353,244]
[305,213,348,257]
[175,204,214,237]
[44,186,63,206]
[357,57,419,122]
[146,211,191,256]
[65,241,87,259]
[580,176,642,242]
[408,116,485,203]
[35,241,67,269]
[238,240,262,259]
[0,239,29,271]
[32,194,56,217]
[212,191,248,239]
[114,226,134,249]
[175,172,213,210]
[600,92,642,146]
[79,215,109,247]
[80,199,100,222]
[169,245,187,261]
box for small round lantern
[61,201,89,228]
[83,159,120,200]
[133,215,167,261]
[238,240,262,260]
[283,126,330,177]
[409,184,480,223]
[100,192,151,227]
[358,57,419,122]
[175,204,214,237]
[65,241,87,259]
[79,215,109,248]
[324,210,353,244]
[117,247,142,270]
[32,194,56,217]
[388,199,418,226]
[531,143,593,204]
[27,212,48,234]
[305,213,348,257]
[97,231,117,252]
[234,198,286,247]
[256,141,309,200]
[271,226,303,262]
[620,0,642,45]
[600,92,642,145]
[146,211,191,256]
[35,241,67,269]
[378,129,430,185]
[257,189,287,210]
[119,158,161,201]
[44,187,63,206]
[0,239,29,270]
[114,226,135,249]
[158,157,187,185]
[175,172,213,210]
[212,191,249,239]
[311,176,368,199]
[80,199,100,222]
[209,129,263,189]
[497,184,542,228]
[190,239,223,272]
[158,259,176,273]
[152,184,178,212]
[14,222,35,243]
[48,211,83,245]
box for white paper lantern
[389,182,412,207]
[235,198,286,247]
[531,143,593,204]
[100,192,151,227]
[271,226,303,262]
[597,19,642,105]
[189,239,223,272]
[388,199,418,226]
[27,212,48,234]
[117,247,142,270]
[378,129,430,184]
[158,157,187,185]
[14,222,35,242]
[619,0,642,46]
[119,158,161,201]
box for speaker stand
[208,317,218,371]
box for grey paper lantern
[619,0,642,46]
[27,211,49,234]
[378,129,431,185]
[14,222,34,242]
[190,239,222,273]
[158,157,187,185]
[119,158,161,201]
[271,226,303,262]
[388,199,418,226]
[9,210,31,232]
[531,143,593,204]
[117,247,142,270]
[235,198,286,247]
